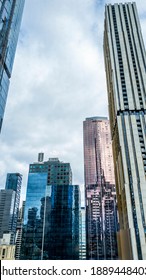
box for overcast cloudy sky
[0,0,146,203]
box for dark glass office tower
[46,184,80,260]
[104,2,146,259]
[20,154,80,260]
[0,0,25,132]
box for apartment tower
[104,2,146,259]
[83,117,118,259]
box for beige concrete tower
[104,2,146,259]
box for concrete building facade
[104,2,146,259]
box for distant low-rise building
[0,233,15,260]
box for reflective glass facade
[5,173,22,240]
[20,156,80,259]
[0,0,25,131]
[104,2,146,259]
[46,185,80,260]
[0,189,16,243]
[83,117,118,259]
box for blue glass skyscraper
[0,0,25,132]
[0,189,15,242]
[20,154,80,260]
[5,173,22,239]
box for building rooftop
[85,116,108,121]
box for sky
[0,0,146,203]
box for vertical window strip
[113,5,128,110]
[136,116,146,175]
[128,4,145,107]
[124,5,143,108]
[121,114,142,259]
[129,115,146,235]
[108,5,121,110]
[132,3,146,71]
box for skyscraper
[0,0,25,132]
[20,154,80,260]
[0,189,16,242]
[83,117,118,260]
[47,184,80,260]
[5,173,22,242]
[15,201,25,260]
[0,172,22,245]
[5,173,22,239]
[104,2,146,259]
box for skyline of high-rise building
[83,116,118,260]
[0,0,25,132]
[20,155,80,260]
[1,1,146,261]
[104,2,146,259]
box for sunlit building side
[83,117,118,259]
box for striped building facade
[104,2,146,259]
